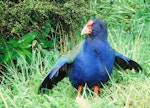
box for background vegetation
[0,0,150,107]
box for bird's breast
[68,39,115,88]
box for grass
[0,0,150,108]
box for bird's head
[81,18,107,38]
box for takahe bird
[38,18,142,97]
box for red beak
[81,20,94,35]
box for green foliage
[0,30,37,65]
[0,0,91,38]
[37,20,53,49]
[0,19,53,66]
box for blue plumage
[38,18,142,96]
[68,24,115,88]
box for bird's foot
[76,85,82,98]
[93,86,99,98]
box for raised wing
[114,52,142,71]
[38,58,70,93]
[38,41,84,93]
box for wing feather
[38,41,84,93]
[114,52,142,71]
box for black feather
[38,64,69,93]
[115,56,142,72]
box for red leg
[93,86,99,98]
[77,85,82,97]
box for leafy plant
[0,30,37,65]
[0,20,53,66]
[37,20,53,49]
